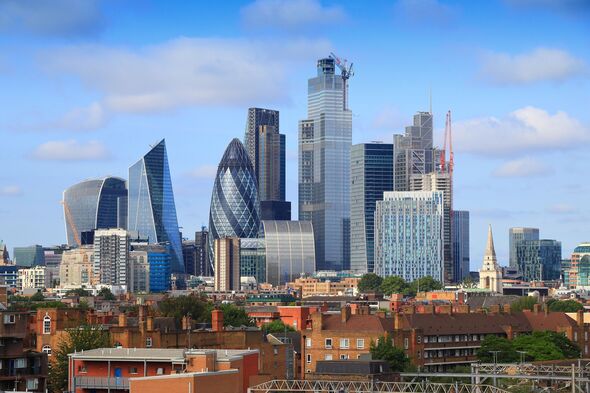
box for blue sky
[0,0,589,269]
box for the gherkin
[208,138,260,271]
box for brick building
[35,307,88,355]
[287,277,360,298]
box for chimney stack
[577,310,584,327]
[147,316,154,331]
[211,309,224,332]
[341,305,351,323]
[503,304,511,315]
[118,313,127,327]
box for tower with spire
[479,225,503,293]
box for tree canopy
[66,288,91,297]
[97,287,116,301]
[546,298,583,312]
[370,335,409,372]
[510,296,538,312]
[219,303,255,327]
[30,291,45,301]
[358,273,383,293]
[379,275,443,297]
[157,296,255,327]
[262,319,295,333]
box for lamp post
[489,351,501,387]
[516,350,527,364]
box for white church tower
[479,225,503,293]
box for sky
[0,0,589,270]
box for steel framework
[247,379,509,393]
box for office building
[128,139,183,273]
[261,220,316,286]
[17,266,47,290]
[0,265,18,287]
[453,210,470,281]
[208,139,260,267]
[298,57,352,271]
[240,238,266,285]
[63,177,127,247]
[128,250,150,293]
[182,240,197,276]
[93,228,129,286]
[374,191,444,282]
[213,237,240,292]
[515,239,561,282]
[479,225,503,293]
[569,243,590,288]
[59,246,94,287]
[244,108,291,220]
[13,245,45,267]
[509,227,539,268]
[195,228,211,276]
[350,143,394,274]
[410,172,453,282]
[130,244,171,292]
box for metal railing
[74,376,130,389]
[247,379,510,393]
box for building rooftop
[69,347,259,362]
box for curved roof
[218,138,254,172]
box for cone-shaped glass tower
[208,138,261,271]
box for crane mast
[329,52,354,111]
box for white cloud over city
[31,140,111,161]
[241,0,347,30]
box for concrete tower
[479,225,503,293]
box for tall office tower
[374,191,444,282]
[208,139,260,270]
[128,139,184,273]
[195,227,211,276]
[214,237,240,292]
[349,143,394,274]
[63,177,128,247]
[13,245,45,267]
[515,239,561,282]
[239,238,266,285]
[410,172,453,282]
[569,243,590,288]
[509,227,539,268]
[182,240,197,276]
[479,225,503,293]
[452,210,470,281]
[93,228,129,286]
[298,57,352,271]
[131,243,171,292]
[244,108,290,221]
[393,112,438,191]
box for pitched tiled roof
[401,313,531,335]
[522,310,577,331]
[321,314,394,332]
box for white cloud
[479,48,587,85]
[453,106,590,156]
[56,102,107,131]
[0,0,103,37]
[547,203,578,215]
[493,157,552,177]
[241,0,346,30]
[44,37,332,114]
[371,106,405,130]
[31,140,111,161]
[0,185,22,196]
[393,0,457,27]
[187,165,218,179]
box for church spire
[485,224,496,260]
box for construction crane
[61,200,81,247]
[329,52,354,111]
[440,110,454,175]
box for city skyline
[0,1,589,270]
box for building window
[78,365,87,373]
[417,336,422,344]
[306,354,311,364]
[273,348,278,355]
[129,367,138,374]
[15,358,26,368]
[146,337,153,347]
[325,338,332,349]
[340,354,348,360]
[325,354,332,360]
[26,379,39,390]
[156,367,164,375]
[575,332,578,341]
[404,338,409,350]
[43,315,51,335]
[340,338,349,349]
[356,339,365,349]
[42,345,52,355]
[418,351,421,359]
[306,338,312,348]
[3,314,15,324]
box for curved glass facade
[63,177,127,247]
[128,139,184,273]
[208,138,260,269]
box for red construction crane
[440,110,454,175]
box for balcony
[74,376,130,390]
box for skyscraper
[128,139,184,273]
[214,237,240,292]
[509,227,539,268]
[453,210,470,280]
[515,239,561,282]
[244,108,290,220]
[393,112,438,191]
[63,177,128,247]
[298,57,352,271]
[410,172,453,282]
[195,227,211,276]
[374,191,444,282]
[208,139,260,270]
[350,143,393,274]
[93,228,129,286]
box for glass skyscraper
[299,57,352,271]
[63,177,128,247]
[128,139,184,273]
[208,138,261,270]
[515,239,561,282]
[350,143,393,274]
[374,191,444,282]
[453,210,470,280]
[509,227,539,268]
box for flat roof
[69,347,259,362]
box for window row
[306,338,365,349]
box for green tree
[66,288,91,297]
[358,273,383,293]
[370,335,409,372]
[409,276,443,295]
[48,325,110,393]
[158,294,211,323]
[513,331,580,361]
[510,296,538,312]
[97,287,116,301]
[380,276,410,296]
[477,335,518,363]
[461,275,477,289]
[546,298,583,312]
[262,319,296,333]
[219,304,254,327]
[30,291,45,301]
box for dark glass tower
[63,177,127,247]
[208,138,260,269]
[128,139,184,273]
